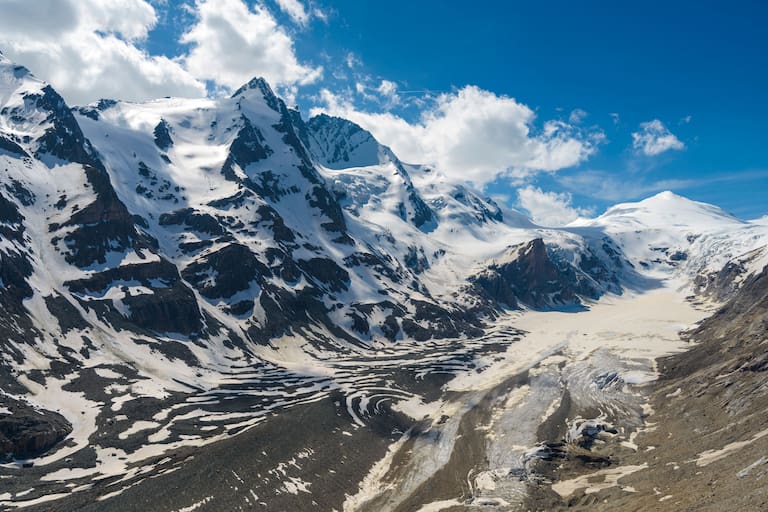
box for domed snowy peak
[570,191,763,283]
[304,113,394,170]
[586,191,743,232]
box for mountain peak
[230,76,282,110]
[651,190,682,200]
[592,190,743,232]
[232,76,271,95]
[0,55,41,97]
[638,190,738,218]
[305,113,390,170]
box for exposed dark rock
[96,99,117,111]
[179,238,216,254]
[299,257,349,292]
[65,259,179,294]
[306,184,348,233]
[562,246,619,289]
[264,247,301,282]
[452,188,504,223]
[159,208,226,236]
[4,179,35,207]
[0,248,33,300]
[135,161,179,202]
[55,165,154,268]
[347,310,370,334]
[75,106,99,120]
[153,119,173,150]
[406,186,435,229]
[693,257,752,301]
[304,114,434,230]
[132,337,201,366]
[44,294,90,333]
[0,396,72,460]
[287,108,311,151]
[182,243,270,299]
[305,113,376,167]
[65,259,203,335]
[0,191,24,229]
[255,204,295,243]
[221,115,272,185]
[345,251,403,283]
[23,86,99,167]
[228,300,255,316]
[567,264,768,511]
[469,238,601,309]
[123,283,203,335]
[666,263,768,380]
[207,189,254,209]
[252,286,325,341]
[404,245,430,274]
[0,134,28,157]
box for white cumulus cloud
[181,0,322,92]
[0,0,206,105]
[517,186,593,226]
[312,86,601,185]
[0,0,328,104]
[632,119,685,156]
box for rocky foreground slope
[502,263,768,512]
[539,263,768,511]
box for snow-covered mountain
[1,54,767,509]
[571,191,768,295]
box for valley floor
[347,283,709,511]
[6,281,756,512]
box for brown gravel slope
[548,265,768,511]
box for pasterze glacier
[0,2,767,511]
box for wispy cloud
[273,0,310,26]
[345,51,361,69]
[568,108,587,124]
[559,168,768,202]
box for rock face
[0,396,72,460]
[302,113,436,230]
[469,238,605,309]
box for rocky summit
[0,54,767,511]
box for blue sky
[1,0,766,221]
